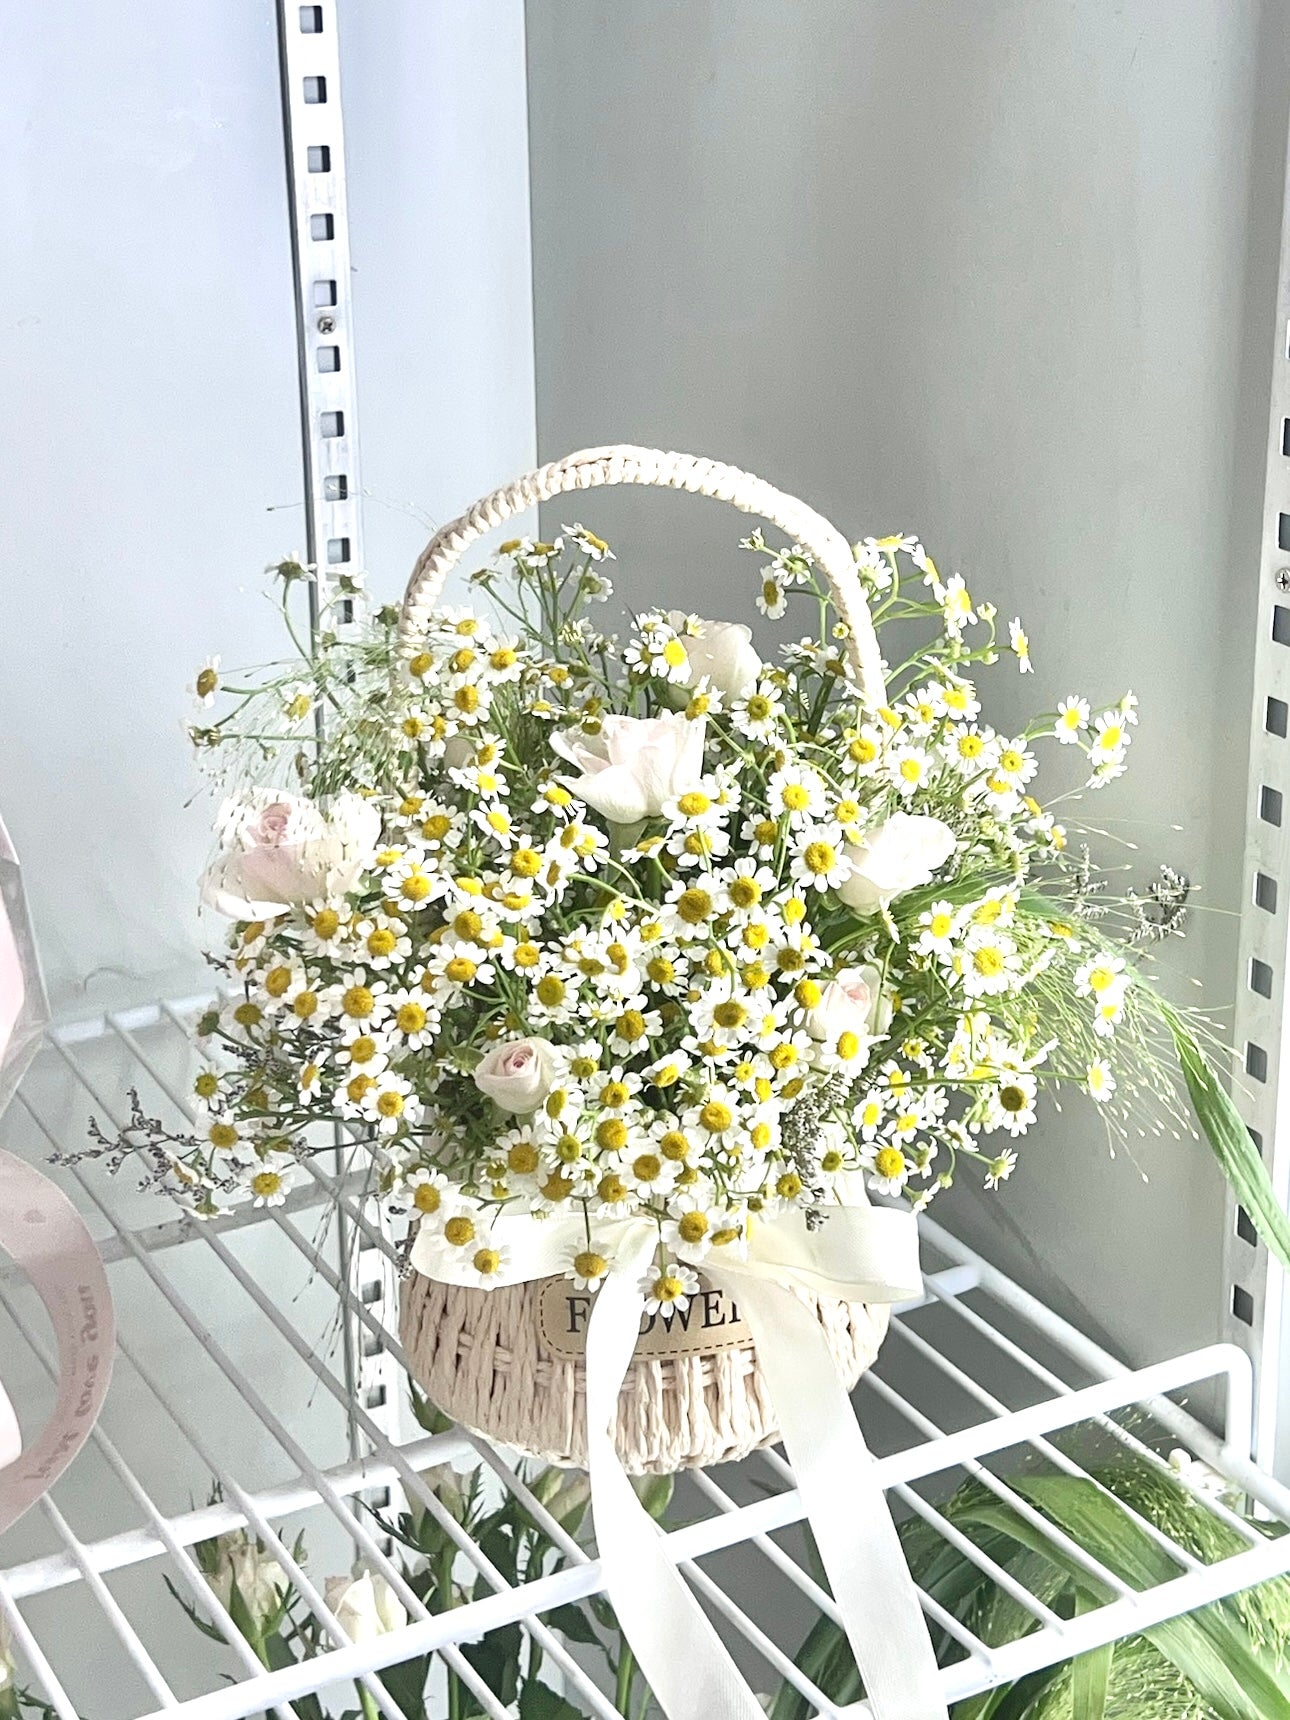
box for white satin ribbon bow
[413,1198,948,1720]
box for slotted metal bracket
[274,0,402,1480]
[1226,102,1290,1472]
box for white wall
[525,0,1290,1369]
[0,1,537,1024]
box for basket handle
[399,445,887,705]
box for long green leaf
[1070,1592,1111,1720]
[1162,1003,1290,1272]
[970,1478,1290,1720]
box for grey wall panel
[526,0,1286,1367]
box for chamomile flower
[790,825,852,892]
[915,901,960,960]
[242,1151,299,1208]
[984,1149,1018,1190]
[642,1260,700,1319]
[1008,618,1032,672]
[766,765,828,825]
[392,1168,450,1223]
[731,680,786,740]
[888,746,934,798]
[865,1143,911,1197]
[1087,1059,1116,1102]
[567,1248,612,1292]
[191,656,221,706]
[1054,697,1089,743]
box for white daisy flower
[1054,697,1089,743]
[242,1151,300,1208]
[641,1260,700,1320]
[567,1247,612,1292]
[1008,618,1032,672]
[1087,1059,1116,1103]
[191,655,221,706]
[790,825,852,893]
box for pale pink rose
[665,614,763,698]
[837,813,957,915]
[473,1037,563,1113]
[550,712,707,824]
[805,964,891,1044]
[200,790,381,920]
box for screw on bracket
[1277,567,1290,592]
[317,314,336,334]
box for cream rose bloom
[551,712,706,824]
[205,1532,288,1629]
[473,1036,563,1113]
[837,813,957,915]
[324,1570,408,1643]
[665,613,763,699]
[805,963,892,1045]
[200,790,381,920]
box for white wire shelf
[3,996,1290,1720]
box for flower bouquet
[86,446,1290,1717]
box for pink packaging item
[0,816,115,1533]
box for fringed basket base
[399,1271,889,1474]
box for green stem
[615,1641,637,1716]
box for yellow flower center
[999,1084,1028,1113]
[343,985,376,1019]
[195,667,218,699]
[596,1117,629,1151]
[376,1091,405,1118]
[413,1183,442,1214]
[444,1216,476,1247]
[194,1072,219,1099]
[401,872,432,902]
[652,1273,686,1305]
[208,1122,238,1149]
[776,1172,803,1200]
[511,847,542,878]
[699,1100,733,1133]
[473,1247,502,1276]
[292,990,318,1019]
[536,975,566,1007]
[367,927,397,957]
[973,947,1005,978]
[445,956,477,985]
[678,1211,709,1243]
[632,1153,663,1183]
[574,1250,608,1280]
[408,651,433,679]
[397,1002,428,1034]
[251,1171,282,1198]
[781,784,811,811]
[312,908,341,939]
[601,1080,631,1108]
[677,790,711,817]
[617,1009,647,1042]
[874,1147,905,1179]
[659,1130,690,1161]
[506,1140,540,1174]
[804,842,835,876]
[264,966,292,998]
[677,888,713,925]
[597,1174,629,1204]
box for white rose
[324,1570,408,1643]
[473,1036,563,1114]
[550,712,706,824]
[205,1532,288,1629]
[200,790,381,920]
[837,813,957,915]
[665,614,763,699]
[805,964,892,1044]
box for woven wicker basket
[396,446,892,1474]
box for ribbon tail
[0,1149,116,1535]
[585,1237,765,1720]
[724,1272,948,1720]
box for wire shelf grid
[3,996,1290,1720]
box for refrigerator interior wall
[525,0,1290,1396]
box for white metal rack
[3,1000,1290,1719]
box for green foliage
[771,1452,1290,1720]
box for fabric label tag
[540,1274,752,1360]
